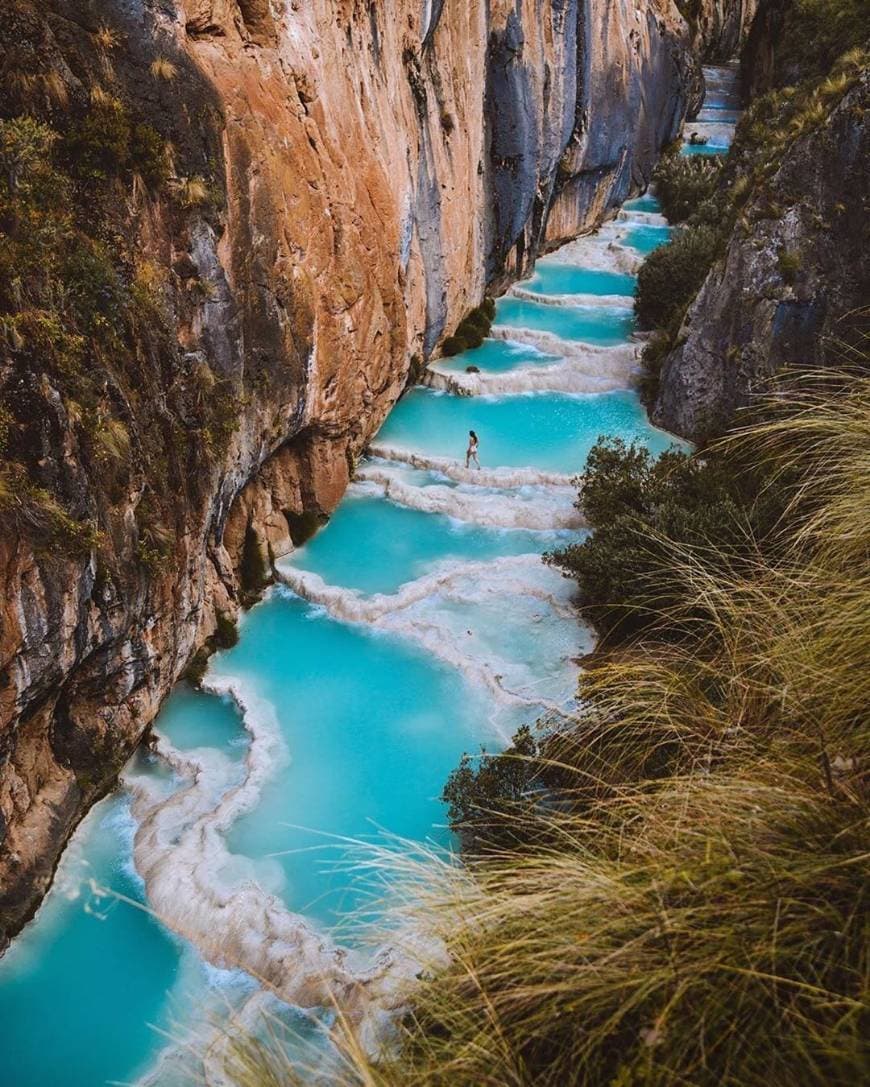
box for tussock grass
[179,175,210,206]
[212,374,870,1085]
[149,57,178,82]
[95,25,121,51]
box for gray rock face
[691,0,758,61]
[653,76,870,441]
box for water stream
[0,65,740,1087]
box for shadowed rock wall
[653,75,869,440]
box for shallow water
[160,683,250,757]
[286,491,562,595]
[0,61,738,1085]
[680,143,729,157]
[434,337,561,374]
[212,591,496,929]
[623,193,662,214]
[0,793,182,1087]
[496,296,635,344]
[622,223,674,254]
[375,387,675,472]
[519,263,636,298]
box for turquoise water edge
[0,65,740,1087]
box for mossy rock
[183,647,210,687]
[239,522,269,602]
[440,298,495,359]
[285,509,327,547]
[213,611,239,649]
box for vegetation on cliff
[543,435,788,642]
[636,27,868,415]
[0,5,229,572]
[440,299,497,357]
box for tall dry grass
[213,372,870,1086]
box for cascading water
[0,65,741,1087]
[682,60,741,155]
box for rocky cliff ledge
[682,0,757,62]
[0,1,695,948]
[653,3,869,441]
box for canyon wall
[0,0,694,949]
[689,0,757,61]
[653,37,869,440]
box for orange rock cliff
[0,0,697,947]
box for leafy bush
[129,122,169,188]
[545,437,785,641]
[184,647,210,687]
[637,327,674,405]
[440,335,464,357]
[65,95,131,180]
[64,96,167,188]
[0,462,99,552]
[62,242,124,335]
[635,223,721,330]
[652,153,723,223]
[440,299,495,356]
[441,725,541,851]
[0,115,56,195]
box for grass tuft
[150,57,178,81]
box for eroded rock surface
[689,0,757,61]
[653,75,869,441]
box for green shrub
[184,647,209,687]
[65,96,131,180]
[638,327,675,405]
[442,725,541,851]
[0,462,99,553]
[0,116,57,196]
[545,437,786,641]
[635,223,721,330]
[652,154,723,223]
[62,242,123,335]
[64,97,167,189]
[440,300,495,357]
[455,326,484,350]
[461,309,490,335]
[129,122,168,188]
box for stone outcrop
[0,0,696,949]
[687,0,757,62]
[653,75,870,441]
